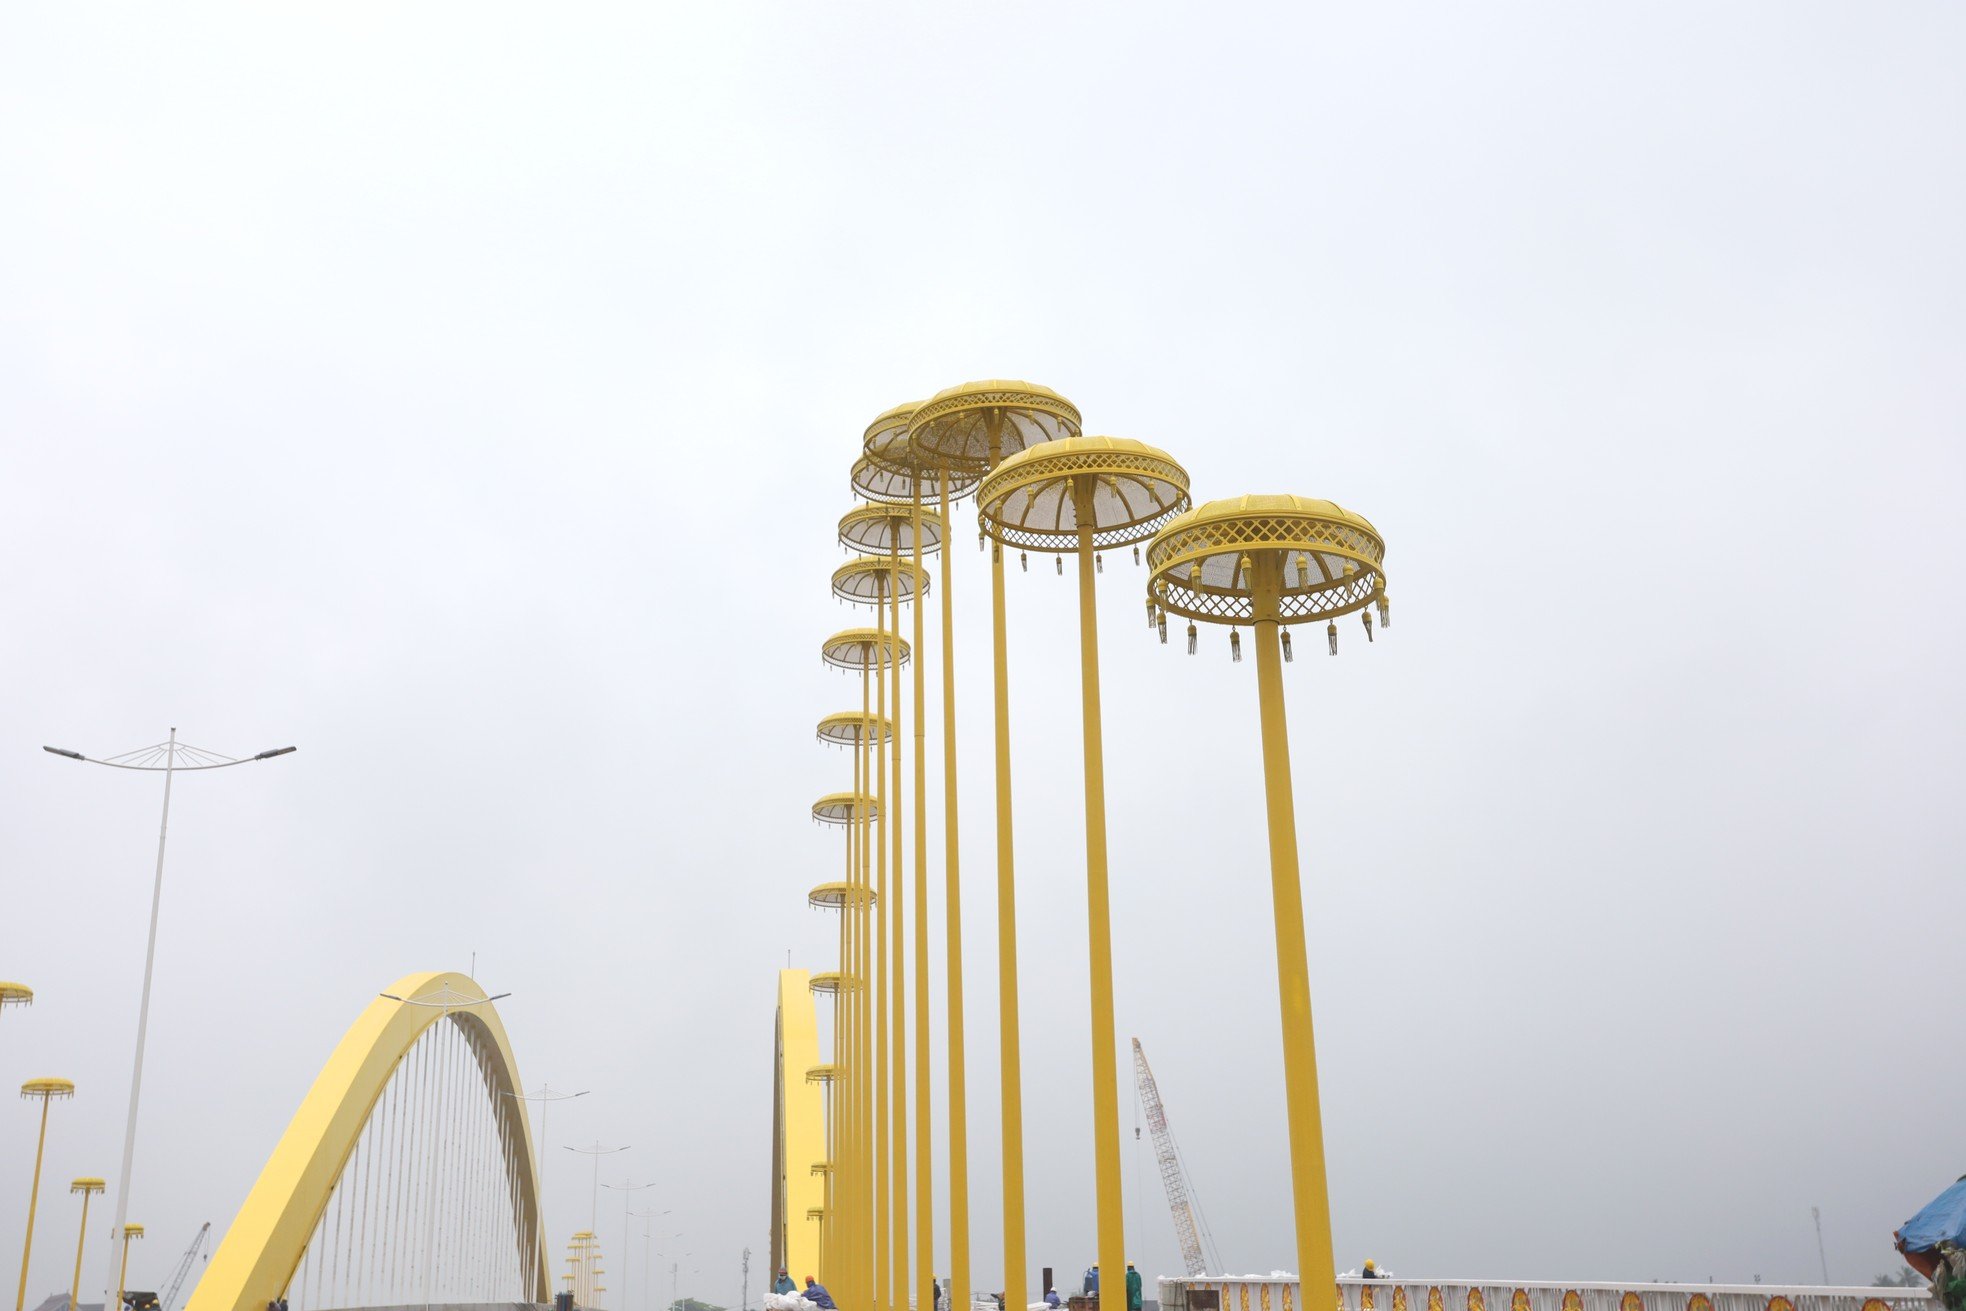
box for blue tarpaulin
[1901,1178,1966,1252]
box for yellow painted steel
[888,548,910,1311]
[978,436,1193,1311]
[774,972,826,1285]
[873,569,890,1311]
[909,483,933,1311]
[116,1226,142,1311]
[1144,495,1389,1311]
[186,973,548,1311]
[16,1079,74,1311]
[69,1178,106,1311]
[938,471,972,1311]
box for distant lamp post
[602,1180,658,1311]
[43,731,296,1299]
[68,1178,106,1311]
[16,1079,76,1311]
[1145,494,1390,1306]
[978,435,1191,1311]
[566,1146,629,1242]
[501,1084,590,1266]
[115,1224,144,1311]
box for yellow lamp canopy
[977,436,1191,555]
[814,710,892,749]
[820,629,908,672]
[838,502,946,557]
[70,1179,106,1194]
[808,971,845,994]
[906,379,1081,472]
[811,792,878,825]
[20,1078,75,1100]
[831,554,928,605]
[0,982,32,1009]
[857,403,982,504]
[807,881,876,911]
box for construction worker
[775,1269,797,1295]
[804,1277,837,1310]
[1126,1265,1143,1311]
[1084,1266,1100,1298]
[1362,1262,1382,1281]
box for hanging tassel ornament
[1157,610,1168,644]
[1327,620,1339,656]
[1281,626,1294,662]
[1146,597,1157,628]
[1188,562,1202,593]
[1230,628,1242,663]
[979,529,986,552]
[1362,608,1375,642]
[1055,555,1063,576]
[1377,590,1391,628]
[1132,544,1141,566]
[1095,553,1103,574]
[1020,551,1028,572]
[1295,553,1311,589]
[1186,622,1198,656]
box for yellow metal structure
[775,971,827,1288]
[186,973,548,1311]
[1146,494,1389,1311]
[16,1078,75,1311]
[980,436,1191,1311]
[116,1225,143,1311]
[68,1178,106,1311]
[0,982,31,1020]
[909,378,1080,1310]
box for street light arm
[254,747,298,760]
[42,747,84,760]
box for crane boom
[160,1222,211,1311]
[1132,1038,1209,1276]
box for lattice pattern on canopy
[906,379,1082,470]
[819,629,908,671]
[808,971,844,994]
[804,1064,840,1083]
[838,502,946,556]
[1146,494,1387,625]
[810,791,879,824]
[857,420,982,504]
[814,711,893,747]
[977,436,1191,551]
[831,555,929,604]
[808,881,876,909]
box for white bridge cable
[280,1016,532,1310]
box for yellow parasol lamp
[906,380,1078,1311]
[0,983,30,1027]
[859,404,983,1308]
[16,1078,76,1311]
[68,1178,106,1311]
[1145,494,1389,1308]
[978,436,1191,1305]
[114,1223,142,1311]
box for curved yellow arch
[772,969,826,1283]
[189,972,548,1311]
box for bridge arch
[189,972,549,1311]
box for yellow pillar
[69,1182,104,1311]
[875,586,891,1311]
[115,1227,140,1311]
[1251,555,1336,1309]
[851,696,868,1311]
[989,415,1029,1311]
[939,473,972,1311]
[16,1095,55,1311]
[890,559,910,1311]
[911,492,934,1311]
[1072,484,1127,1309]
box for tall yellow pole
[1251,555,1335,1306]
[16,1095,55,1311]
[115,1227,140,1311]
[911,493,934,1311]
[890,558,910,1311]
[939,474,972,1311]
[875,582,891,1311]
[851,691,868,1311]
[988,413,1030,1311]
[68,1182,104,1311]
[1072,482,1127,1307]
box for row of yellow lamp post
[4,987,148,1311]
[804,381,1391,1311]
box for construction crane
[1132,1038,1220,1277]
[159,1223,211,1311]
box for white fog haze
[2,3,1961,1308]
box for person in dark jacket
[804,1278,837,1310]
[1084,1267,1100,1297]
[1126,1265,1143,1311]
[774,1270,797,1295]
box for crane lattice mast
[1132,1038,1210,1277]
[161,1222,211,1311]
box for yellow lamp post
[806,875,877,1310]
[907,380,1079,1311]
[978,436,1192,1307]
[16,1078,76,1311]
[858,404,982,1311]
[839,501,943,1311]
[114,1223,142,1311]
[830,554,926,1311]
[68,1178,106,1311]
[1145,495,1390,1308]
[811,788,879,1293]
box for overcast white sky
[4,3,1963,1307]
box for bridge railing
[1157,1276,1932,1311]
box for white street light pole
[503,1084,590,1273]
[603,1181,658,1311]
[566,1144,630,1245]
[44,732,295,1307]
